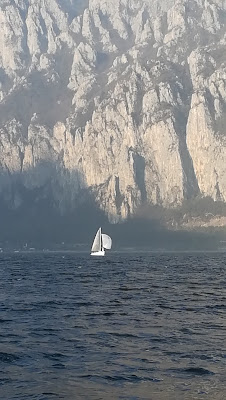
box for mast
[100,227,102,251]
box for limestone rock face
[0,0,226,222]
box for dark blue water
[0,252,226,399]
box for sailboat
[90,227,112,256]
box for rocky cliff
[0,0,226,225]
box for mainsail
[91,228,101,253]
[101,234,112,250]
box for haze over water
[0,252,226,399]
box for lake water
[0,252,226,399]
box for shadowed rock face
[0,0,226,223]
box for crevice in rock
[132,152,147,204]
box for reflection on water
[0,252,226,399]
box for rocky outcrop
[0,0,226,223]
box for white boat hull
[91,250,105,256]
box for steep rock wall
[0,0,226,221]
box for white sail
[91,228,101,253]
[101,234,112,249]
[91,228,112,256]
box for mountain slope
[0,0,226,225]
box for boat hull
[91,250,105,256]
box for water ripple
[0,252,226,399]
